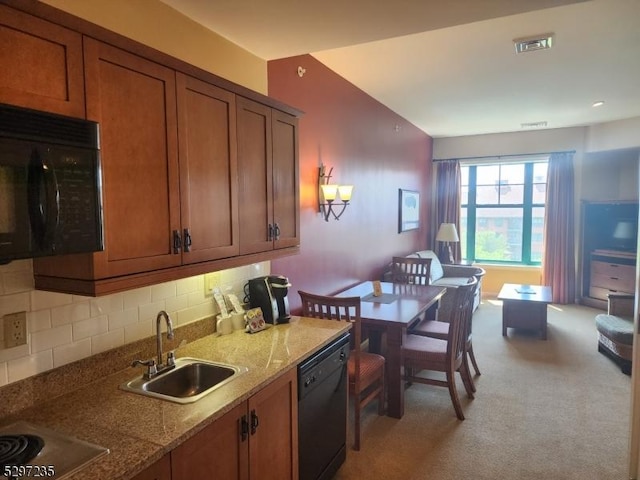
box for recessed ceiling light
[592,101,605,107]
[514,34,554,54]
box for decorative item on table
[225,293,247,330]
[245,307,267,333]
[435,222,460,264]
[372,280,383,297]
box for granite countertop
[2,316,350,480]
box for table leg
[367,327,384,354]
[502,304,508,336]
[385,325,404,419]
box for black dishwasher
[298,333,350,480]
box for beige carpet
[335,299,631,480]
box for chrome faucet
[131,310,176,379]
[156,310,175,371]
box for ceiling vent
[514,34,554,54]
[521,121,548,129]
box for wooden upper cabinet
[271,111,300,250]
[176,73,239,264]
[237,97,274,255]
[0,4,84,117]
[83,38,181,277]
[237,97,299,255]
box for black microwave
[0,103,104,264]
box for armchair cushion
[414,250,444,283]
[595,314,633,345]
[432,277,474,288]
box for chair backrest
[298,290,362,385]
[446,277,478,369]
[391,256,432,285]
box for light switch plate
[204,272,221,297]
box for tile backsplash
[0,259,270,386]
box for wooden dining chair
[409,278,481,386]
[298,290,385,451]
[403,277,477,420]
[390,256,432,285]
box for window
[460,159,547,265]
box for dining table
[335,281,446,419]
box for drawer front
[591,261,635,288]
[591,273,634,293]
[592,261,635,281]
[589,286,616,300]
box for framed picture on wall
[398,189,420,233]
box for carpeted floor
[334,299,631,480]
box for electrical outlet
[3,311,27,348]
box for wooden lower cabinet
[131,454,171,480]
[171,369,298,480]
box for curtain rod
[433,150,576,162]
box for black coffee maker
[247,275,292,324]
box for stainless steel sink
[121,357,247,404]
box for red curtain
[433,160,461,263]
[542,152,576,304]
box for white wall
[586,117,640,153]
[433,126,587,160]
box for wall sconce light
[318,164,354,221]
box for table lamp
[436,223,459,264]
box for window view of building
[460,159,548,265]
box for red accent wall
[268,55,433,312]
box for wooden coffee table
[498,283,552,340]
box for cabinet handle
[250,409,259,435]
[268,223,274,241]
[172,230,182,254]
[274,223,281,240]
[183,228,192,252]
[241,415,249,441]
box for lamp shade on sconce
[338,185,353,202]
[318,163,353,221]
[320,184,339,201]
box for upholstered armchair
[383,250,485,322]
[595,293,634,374]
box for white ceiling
[159,0,640,138]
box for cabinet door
[131,454,171,480]
[177,73,239,264]
[248,368,298,480]
[271,111,300,250]
[237,97,274,255]
[84,38,182,277]
[0,4,84,117]
[171,402,249,480]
